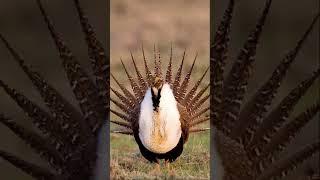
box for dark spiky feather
[221,0,273,134]
[0,80,71,151]
[253,102,320,168]
[0,34,91,148]
[0,1,107,179]
[173,49,186,99]
[258,142,320,180]
[165,44,174,85]
[0,150,58,180]
[211,0,319,179]
[130,51,148,90]
[36,0,104,133]
[0,114,65,172]
[248,69,319,148]
[73,0,109,112]
[234,14,320,141]
[211,0,235,130]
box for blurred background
[0,0,106,179]
[110,0,210,179]
[111,0,209,63]
[213,0,319,179]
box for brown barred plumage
[0,0,107,179]
[211,0,319,179]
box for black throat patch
[151,88,161,111]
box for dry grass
[110,128,210,180]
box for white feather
[139,83,182,154]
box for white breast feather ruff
[139,83,182,154]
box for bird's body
[110,47,210,165]
[138,83,182,155]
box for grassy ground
[110,125,210,179]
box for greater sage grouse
[110,44,210,168]
[211,0,319,180]
[0,0,108,180]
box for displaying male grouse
[110,45,210,168]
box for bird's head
[151,76,164,111]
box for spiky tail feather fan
[0,0,108,180]
[211,0,319,179]
[110,46,210,137]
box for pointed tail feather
[111,129,133,135]
[211,0,235,128]
[0,114,65,171]
[190,107,210,120]
[222,0,273,132]
[141,44,154,86]
[0,150,60,180]
[130,51,147,90]
[248,69,319,148]
[110,109,131,122]
[110,120,132,129]
[257,142,320,180]
[110,86,133,109]
[110,97,131,114]
[111,73,136,107]
[188,84,210,111]
[36,0,103,133]
[190,94,210,113]
[0,33,91,146]
[0,80,73,151]
[165,43,173,84]
[72,0,109,112]
[157,45,163,78]
[190,127,210,133]
[232,13,320,140]
[120,58,143,98]
[190,117,210,127]
[184,66,209,106]
[252,102,320,169]
[153,44,162,78]
[173,49,186,99]
[179,53,198,99]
